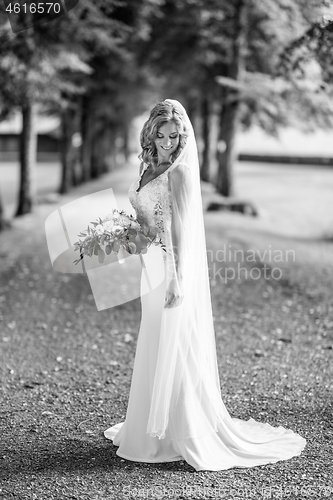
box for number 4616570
[5,3,61,14]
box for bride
[104,99,306,471]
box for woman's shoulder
[168,162,191,178]
[168,163,192,195]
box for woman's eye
[157,133,178,139]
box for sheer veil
[146,99,229,440]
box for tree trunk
[216,95,239,196]
[106,126,117,172]
[59,105,76,194]
[216,0,247,197]
[15,100,37,216]
[0,190,5,231]
[200,93,210,182]
[106,128,116,173]
[59,104,81,193]
[123,123,130,162]
[91,126,103,179]
[91,123,112,178]
[71,103,83,187]
[101,125,116,174]
[80,94,94,183]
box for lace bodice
[128,163,173,249]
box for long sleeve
[167,163,193,284]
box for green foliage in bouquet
[73,209,165,265]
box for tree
[214,0,327,196]
[0,4,93,213]
[279,15,333,86]
[56,0,157,187]
[0,0,144,211]
[0,9,43,215]
[0,191,6,231]
[215,0,247,196]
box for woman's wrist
[170,274,184,288]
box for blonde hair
[138,100,189,167]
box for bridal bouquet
[73,208,164,266]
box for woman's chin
[158,148,175,161]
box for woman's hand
[141,224,157,241]
[164,278,184,308]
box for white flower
[118,215,131,228]
[95,224,104,235]
[111,225,124,236]
[103,220,114,231]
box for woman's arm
[168,164,193,284]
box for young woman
[104,99,306,471]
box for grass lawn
[0,160,332,499]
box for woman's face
[154,120,180,162]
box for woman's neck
[157,159,171,167]
[151,156,172,170]
[157,152,172,166]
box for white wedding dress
[104,161,307,472]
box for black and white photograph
[0,1,332,499]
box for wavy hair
[138,100,189,167]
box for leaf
[98,248,105,263]
[127,242,137,254]
[127,228,137,237]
